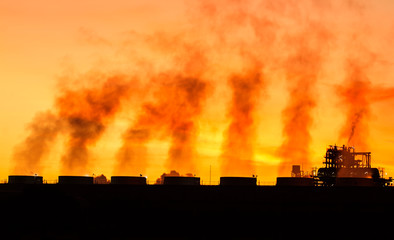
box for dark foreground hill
[0,184,393,239]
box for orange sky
[2,0,394,183]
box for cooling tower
[8,175,43,184]
[219,177,257,186]
[110,176,147,185]
[58,176,93,184]
[163,176,200,185]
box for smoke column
[12,111,62,174]
[114,127,150,175]
[12,75,130,175]
[56,76,131,174]
[13,0,394,180]
[338,59,371,150]
[277,25,329,176]
[115,43,209,175]
[221,62,263,176]
[165,76,207,172]
[193,1,276,177]
[115,74,208,175]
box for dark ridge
[0,184,392,239]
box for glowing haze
[2,0,394,182]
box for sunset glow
[2,0,394,183]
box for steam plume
[57,76,131,174]
[115,70,208,175]
[194,1,275,177]
[12,111,62,174]
[114,127,150,176]
[338,59,371,150]
[166,76,207,172]
[277,25,330,176]
[221,63,263,176]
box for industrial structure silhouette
[2,145,394,238]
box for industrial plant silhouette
[2,145,394,239]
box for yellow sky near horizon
[2,0,394,183]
